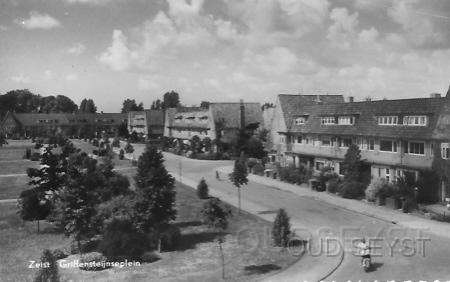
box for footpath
[217,166,450,241]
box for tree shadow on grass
[244,264,281,275]
[173,221,203,228]
[176,231,228,251]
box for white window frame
[379,140,397,153]
[340,138,352,148]
[378,116,398,125]
[338,116,355,125]
[403,115,427,126]
[441,143,450,159]
[296,135,303,144]
[321,137,332,147]
[295,117,306,125]
[408,141,425,155]
[321,117,336,125]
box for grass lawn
[0,181,299,282]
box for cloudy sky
[1,0,450,112]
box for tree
[33,249,59,282]
[340,144,365,199]
[40,95,78,113]
[79,98,97,113]
[18,188,51,232]
[272,209,291,247]
[201,198,232,279]
[203,137,212,152]
[229,153,248,215]
[0,131,7,147]
[118,122,129,138]
[124,142,134,154]
[134,145,177,250]
[162,91,180,109]
[150,99,162,110]
[197,178,209,199]
[121,99,144,113]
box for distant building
[0,112,127,138]
[127,109,165,139]
[164,101,263,150]
[272,90,450,202]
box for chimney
[240,99,245,129]
[348,96,354,103]
[430,93,441,98]
[365,97,372,102]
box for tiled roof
[11,113,127,126]
[145,110,165,126]
[288,97,448,140]
[167,108,210,129]
[278,94,345,130]
[209,102,262,129]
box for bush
[119,149,125,160]
[124,142,134,154]
[160,225,182,251]
[247,158,258,171]
[131,159,138,166]
[30,152,40,161]
[339,181,365,199]
[34,249,59,282]
[52,248,68,260]
[430,212,450,223]
[141,251,161,263]
[99,217,149,261]
[112,137,120,148]
[197,178,209,199]
[92,139,99,147]
[252,163,265,176]
[79,252,109,271]
[402,197,416,213]
[365,178,388,202]
[272,209,291,247]
[326,178,340,194]
[317,166,338,192]
[278,164,309,185]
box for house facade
[272,91,450,202]
[127,109,165,138]
[0,112,127,138]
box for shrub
[252,163,265,176]
[99,217,149,260]
[30,152,41,161]
[430,212,450,223]
[79,252,109,271]
[131,159,138,166]
[92,139,99,147]
[247,158,258,171]
[326,178,340,194]
[272,209,291,247]
[69,236,102,254]
[339,181,365,199]
[278,164,309,185]
[34,249,59,282]
[141,251,161,263]
[317,166,338,192]
[197,178,209,199]
[124,142,134,154]
[119,149,125,160]
[365,178,388,202]
[160,225,182,251]
[112,137,120,148]
[402,197,416,213]
[51,249,68,260]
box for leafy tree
[162,91,180,109]
[18,188,51,232]
[339,144,365,199]
[272,209,291,247]
[33,249,59,282]
[134,145,176,250]
[79,98,97,113]
[190,135,202,153]
[201,197,232,279]
[203,137,212,152]
[40,95,78,113]
[0,132,7,147]
[118,122,129,138]
[229,153,248,215]
[197,178,209,199]
[150,99,162,110]
[243,137,266,159]
[121,99,144,113]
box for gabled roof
[289,97,447,140]
[209,102,262,129]
[10,112,127,126]
[145,109,165,126]
[278,94,345,130]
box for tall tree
[18,188,52,232]
[229,153,248,215]
[121,99,144,113]
[272,208,291,247]
[134,145,176,250]
[40,95,78,113]
[33,249,59,282]
[150,99,162,110]
[79,98,97,113]
[162,91,180,109]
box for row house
[127,109,165,139]
[272,91,450,202]
[164,101,263,150]
[0,111,128,138]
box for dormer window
[321,117,335,125]
[338,116,355,125]
[403,115,427,126]
[378,116,398,125]
[295,117,306,125]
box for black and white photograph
[1,0,450,281]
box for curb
[316,243,345,282]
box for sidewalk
[217,166,450,240]
[167,168,344,282]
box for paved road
[162,153,450,282]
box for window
[378,116,398,125]
[315,161,324,171]
[403,115,427,126]
[321,137,332,147]
[339,162,345,175]
[408,142,425,155]
[385,168,390,182]
[442,143,450,159]
[338,116,355,125]
[340,138,352,148]
[380,140,397,152]
[369,140,375,150]
[431,143,434,157]
[305,137,311,145]
[295,117,306,125]
[296,136,303,144]
[321,117,336,125]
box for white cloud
[11,75,32,84]
[67,43,86,55]
[16,11,61,30]
[44,70,54,80]
[0,25,8,31]
[65,73,78,81]
[327,7,359,49]
[98,30,133,71]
